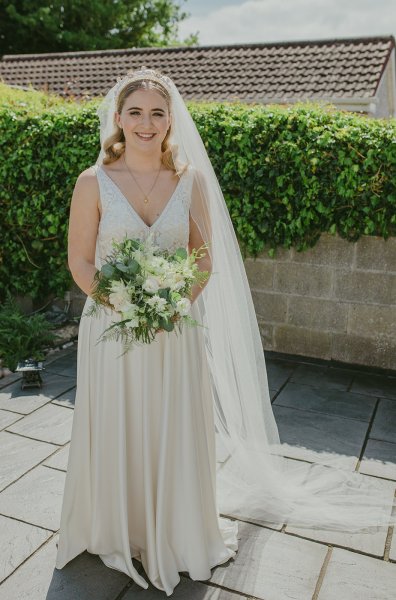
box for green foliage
[188,100,396,258]
[0,83,395,303]
[0,293,57,371]
[0,0,197,54]
[0,82,66,112]
[0,90,100,302]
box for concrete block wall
[243,233,396,370]
[64,232,395,370]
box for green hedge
[1,83,396,304]
[0,84,99,303]
[189,101,396,253]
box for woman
[55,67,238,595]
[55,66,396,595]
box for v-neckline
[99,164,186,230]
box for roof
[0,35,394,102]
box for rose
[142,276,161,293]
[175,298,191,316]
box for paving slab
[0,373,76,415]
[45,355,77,378]
[6,403,73,445]
[1,347,395,599]
[219,512,283,532]
[0,409,23,430]
[290,364,354,390]
[43,346,77,367]
[121,577,248,599]
[350,372,396,400]
[0,535,133,600]
[208,520,328,600]
[286,469,395,557]
[0,431,58,491]
[0,465,65,531]
[52,386,76,408]
[272,404,369,469]
[0,514,51,583]
[317,547,396,600]
[274,382,376,422]
[390,530,396,562]
[43,444,70,471]
[0,372,21,390]
[369,399,396,444]
[220,456,326,531]
[360,439,396,480]
[265,359,297,390]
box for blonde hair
[102,77,188,176]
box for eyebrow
[127,107,165,111]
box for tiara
[114,65,173,97]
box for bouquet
[83,232,211,354]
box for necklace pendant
[144,197,149,204]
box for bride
[55,66,396,596]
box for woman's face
[115,88,171,153]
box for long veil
[95,67,396,535]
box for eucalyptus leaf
[174,248,188,260]
[101,264,115,278]
[115,262,129,273]
[159,317,174,332]
[126,258,139,273]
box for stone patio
[0,344,395,600]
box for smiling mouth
[136,133,156,140]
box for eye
[128,111,164,116]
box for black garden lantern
[16,358,45,389]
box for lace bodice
[92,163,194,269]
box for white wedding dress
[55,163,239,595]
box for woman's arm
[188,168,213,305]
[188,213,212,305]
[67,168,101,298]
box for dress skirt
[55,295,238,595]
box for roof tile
[0,36,393,102]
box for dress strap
[91,163,107,213]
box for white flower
[121,314,140,327]
[132,248,144,263]
[143,276,161,293]
[182,267,194,279]
[109,279,128,293]
[108,280,132,312]
[172,274,186,291]
[176,297,191,316]
[160,276,174,288]
[121,303,139,321]
[160,272,185,291]
[147,295,168,313]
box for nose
[140,113,153,126]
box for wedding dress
[55,162,239,595]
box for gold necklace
[123,154,162,204]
